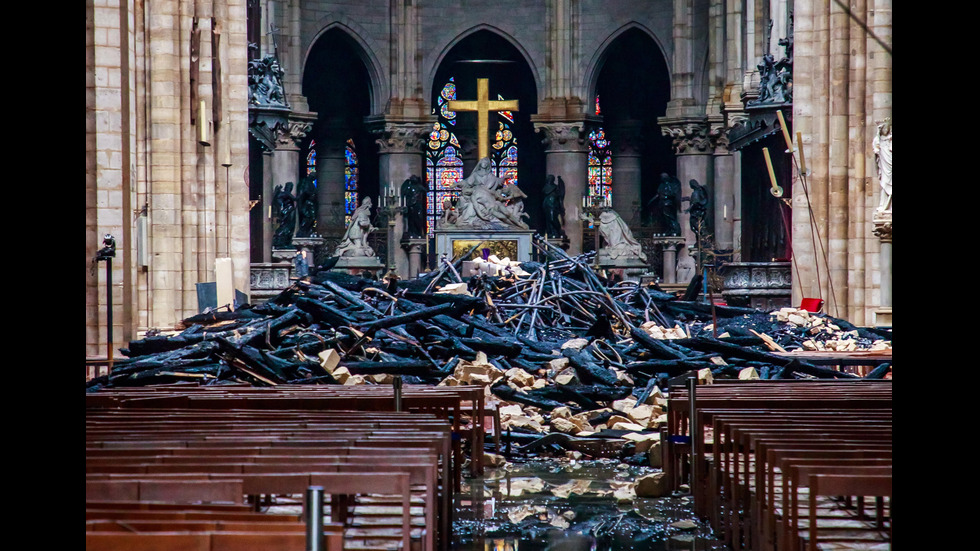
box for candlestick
[776,110,794,153]
[796,131,807,175]
[762,147,782,197]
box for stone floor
[451,458,729,551]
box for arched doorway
[428,29,542,264]
[302,28,378,257]
[592,27,672,230]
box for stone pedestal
[873,212,892,327]
[401,237,428,279]
[652,236,685,284]
[271,248,297,263]
[596,255,650,284]
[249,262,293,302]
[334,255,386,277]
[720,261,793,310]
[434,229,534,263]
[292,236,325,265]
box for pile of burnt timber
[88,236,891,456]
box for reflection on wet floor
[452,458,728,550]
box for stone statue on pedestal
[598,210,647,262]
[441,157,529,230]
[333,196,377,257]
[653,173,681,236]
[873,120,892,213]
[686,179,709,241]
[541,174,566,238]
[295,174,318,238]
[272,182,296,249]
[401,175,427,238]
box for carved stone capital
[275,118,315,150]
[368,121,432,154]
[659,118,713,154]
[707,117,731,154]
[534,121,592,153]
[872,213,892,242]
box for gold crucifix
[446,78,519,161]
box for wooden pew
[87,413,449,551]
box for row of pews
[665,379,892,551]
[86,383,492,551]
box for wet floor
[451,458,729,551]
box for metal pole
[106,258,113,368]
[393,375,403,412]
[305,486,325,551]
[688,376,697,501]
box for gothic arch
[424,24,541,110]
[303,17,388,114]
[583,22,671,108]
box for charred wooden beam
[628,326,689,360]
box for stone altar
[434,156,534,263]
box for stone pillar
[710,128,735,251]
[662,243,678,284]
[872,216,891,325]
[606,119,644,225]
[268,117,313,260]
[659,120,714,282]
[369,118,431,278]
[534,121,593,256]
[403,239,427,278]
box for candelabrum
[581,193,611,265]
[379,181,406,277]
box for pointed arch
[303,19,388,114]
[424,24,541,109]
[582,22,671,109]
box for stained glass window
[426,78,464,236]
[306,139,317,180]
[588,94,612,229]
[491,94,518,185]
[344,139,358,226]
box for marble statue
[654,173,681,236]
[541,174,566,238]
[442,157,530,230]
[598,210,647,262]
[401,175,427,238]
[272,182,296,249]
[873,120,892,212]
[333,196,376,257]
[686,179,709,239]
[295,174,318,238]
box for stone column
[368,118,431,278]
[659,119,714,282]
[606,119,644,225]
[534,121,594,255]
[710,126,735,251]
[268,117,314,260]
[405,240,426,278]
[872,216,891,325]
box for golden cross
[446,78,519,161]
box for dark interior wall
[594,28,673,226]
[741,134,793,262]
[429,30,544,232]
[302,29,378,219]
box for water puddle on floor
[451,458,728,551]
